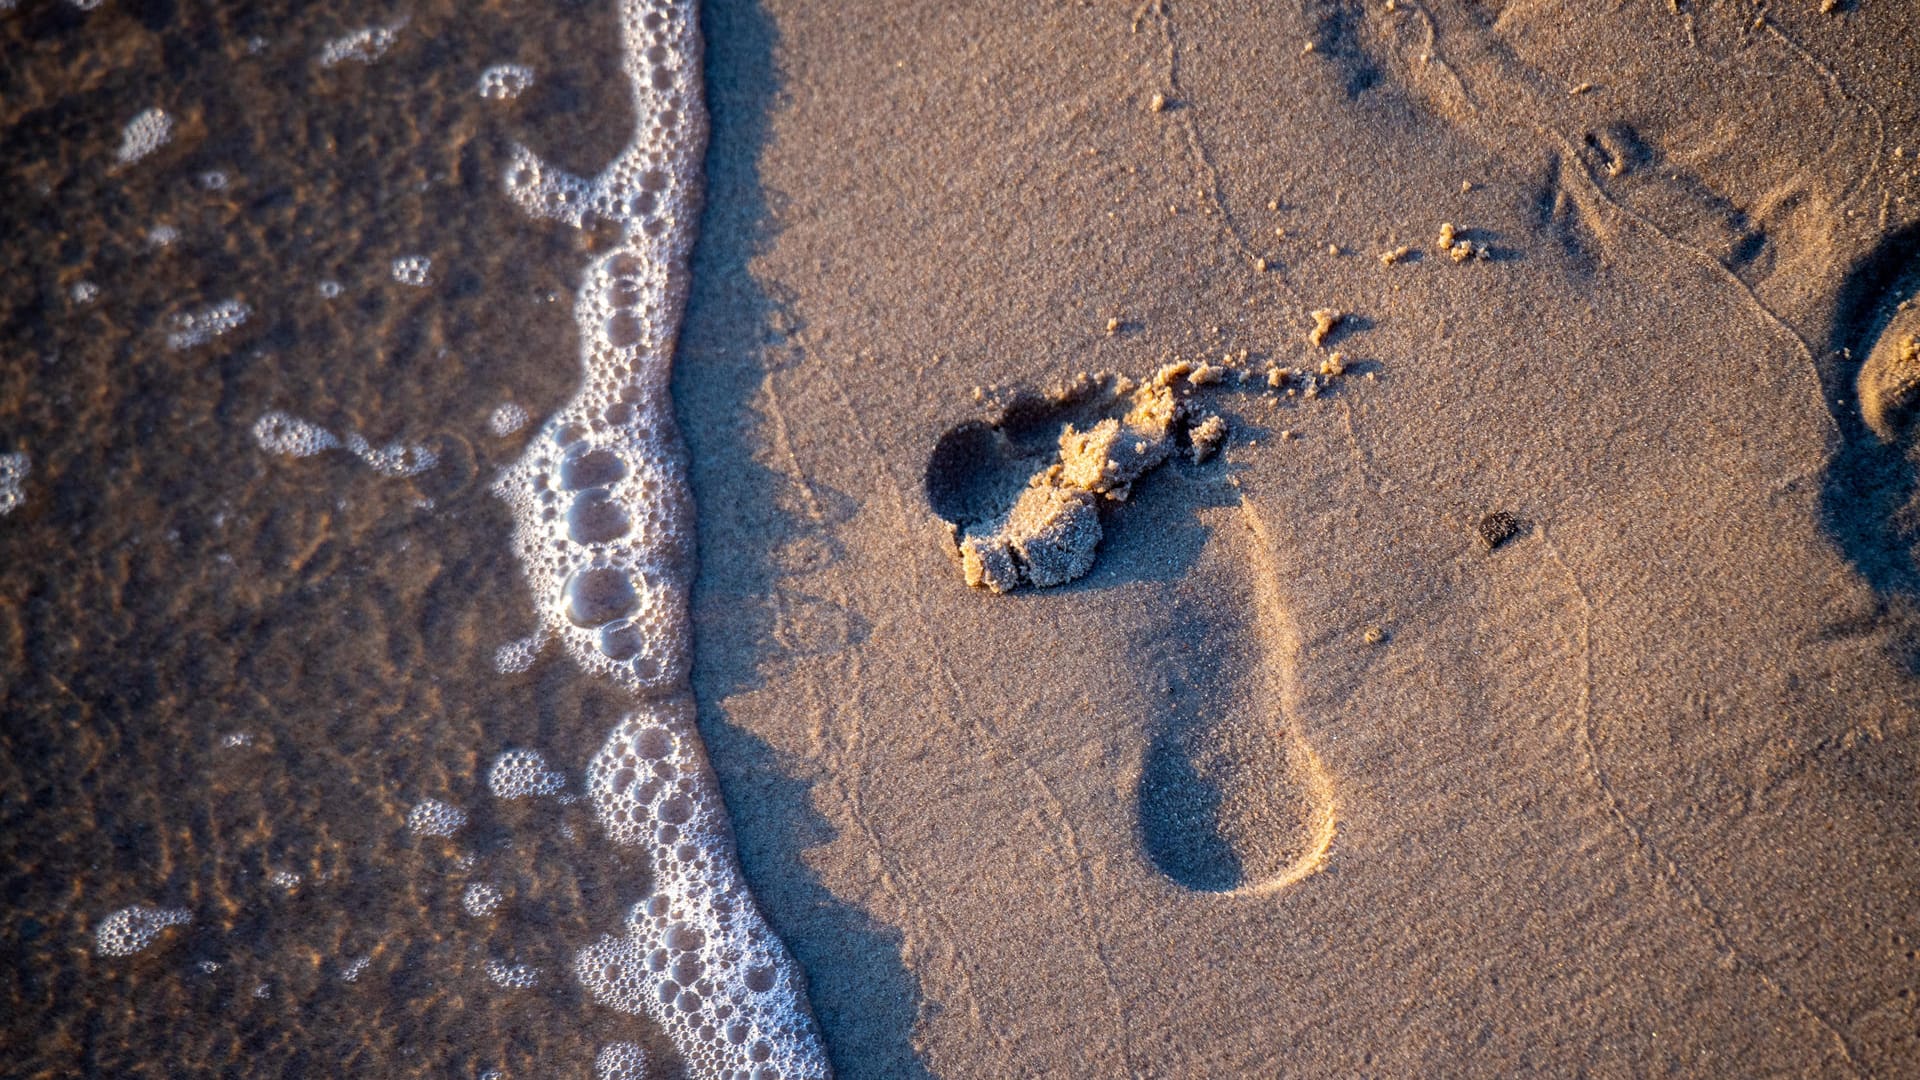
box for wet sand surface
[8,0,1920,1077]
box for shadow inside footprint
[1141,708,1336,895]
[924,418,1054,535]
[1134,597,1260,892]
[1139,721,1244,891]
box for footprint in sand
[924,374,1336,896]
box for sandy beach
[4,0,1919,1076]
[681,1,1920,1073]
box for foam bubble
[199,170,229,191]
[95,905,191,957]
[406,799,467,838]
[485,959,539,989]
[340,955,371,982]
[489,402,530,437]
[576,701,829,1079]
[343,432,438,477]
[319,20,405,67]
[478,64,536,101]
[489,749,567,799]
[490,1,828,1074]
[115,107,172,166]
[0,452,28,516]
[167,299,250,351]
[252,411,339,458]
[494,636,540,674]
[70,281,100,304]
[595,1043,649,1080]
[147,224,179,247]
[268,869,302,891]
[463,882,505,917]
[391,255,432,287]
[252,411,437,477]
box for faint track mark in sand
[1546,126,1832,409]
[1136,0,1309,315]
[1541,530,1867,1075]
[1404,8,1869,1051]
[1404,0,1888,360]
[1337,401,1386,496]
[1645,0,1889,227]
[1757,21,1887,226]
[1387,0,1834,428]
[1354,8,1871,1057]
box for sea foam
[0,451,27,516]
[95,905,192,957]
[491,1,830,1076]
[114,107,172,166]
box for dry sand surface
[674,1,1920,1075]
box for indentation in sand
[925,376,1337,895]
[1133,554,1336,898]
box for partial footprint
[1827,225,1920,597]
[1575,121,1774,280]
[925,384,1335,895]
[1859,288,1920,444]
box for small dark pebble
[1478,511,1521,550]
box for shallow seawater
[0,1,692,1074]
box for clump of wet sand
[1436,221,1489,263]
[945,344,1360,593]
